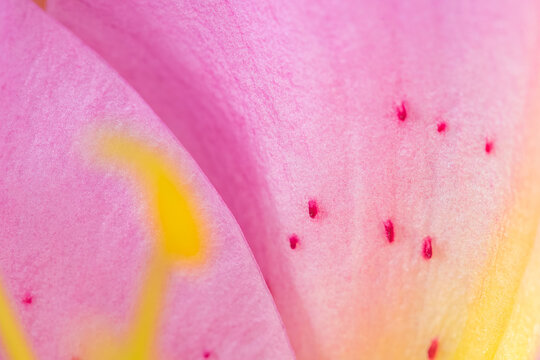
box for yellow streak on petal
[452,67,540,359]
[0,278,34,360]
[85,130,205,359]
[494,223,540,359]
[124,256,169,360]
[98,133,204,262]
[452,194,540,359]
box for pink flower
[1,0,540,358]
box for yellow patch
[85,130,206,359]
[452,68,540,359]
[452,184,540,359]
[0,278,34,360]
[97,132,204,262]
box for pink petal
[47,0,540,358]
[0,1,293,359]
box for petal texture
[47,0,540,359]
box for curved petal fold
[0,1,294,359]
